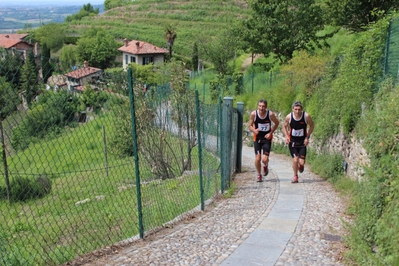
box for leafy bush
[108,99,134,157]
[11,90,79,151]
[308,152,344,181]
[1,175,52,202]
[247,61,274,74]
[345,176,385,265]
[80,87,109,113]
[316,17,389,137]
[0,77,20,121]
[346,76,399,264]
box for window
[125,55,128,64]
[143,56,154,65]
[130,56,136,63]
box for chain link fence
[0,50,242,265]
[190,69,285,99]
[384,16,399,84]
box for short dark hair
[258,99,267,106]
[292,101,303,109]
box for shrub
[309,152,344,181]
[11,90,79,151]
[8,175,52,202]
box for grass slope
[68,0,249,58]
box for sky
[0,0,104,7]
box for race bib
[258,123,270,132]
[291,128,304,137]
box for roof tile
[118,40,168,55]
[64,66,102,79]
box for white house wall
[122,52,165,70]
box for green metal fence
[0,51,242,265]
[190,70,284,99]
[384,17,399,84]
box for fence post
[127,68,144,238]
[195,91,205,211]
[251,73,254,93]
[236,102,244,173]
[102,125,109,177]
[220,97,233,193]
[270,71,272,88]
[0,121,11,202]
[203,83,205,102]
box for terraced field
[68,0,249,57]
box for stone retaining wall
[244,120,369,181]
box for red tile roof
[0,34,32,49]
[0,39,22,49]
[64,66,102,79]
[118,40,168,55]
[0,34,29,40]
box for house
[63,61,102,93]
[118,38,169,70]
[0,33,39,59]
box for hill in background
[0,5,104,33]
[67,0,249,58]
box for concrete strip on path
[221,157,304,266]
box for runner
[282,101,314,183]
[248,99,280,182]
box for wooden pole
[0,121,11,202]
[102,125,109,177]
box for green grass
[0,109,220,265]
[66,0,250,59]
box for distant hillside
[67,0,249,58]
[0,5,104,33]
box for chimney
[124,38,128,47]
[34,42,40,56]
[136,41,140,49]
[84,61,88,68]
[5,35,9,38]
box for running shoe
[263,165,269,176]
[257,174,263,182]
[298,164,304,173]
[292,175,299,183]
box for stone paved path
[78,145,349,266]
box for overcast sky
[0,0,104,7]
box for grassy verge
[0,110,220,265]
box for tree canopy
[324,0,399,32]
[164,25,177,59]
[197,29,238,75]
[242,0,326,63]
[0,77,20,121]
[76,28,120,69]
[65,3,99,22]
[33,23,67,52]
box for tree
[324,0,399,32]
[0,77,20,122]
[164,25,177,59]
[242,0,326,63]
[197,29,238,75]
[59,44,78,71]
[0,48,23,87]
[41,43,53,84]
[65,3,99,22]
[20,50,39,107]
[12,90,79,151]
[192,41,199,72]
[33,23,66,52]
[76,28,120,69]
